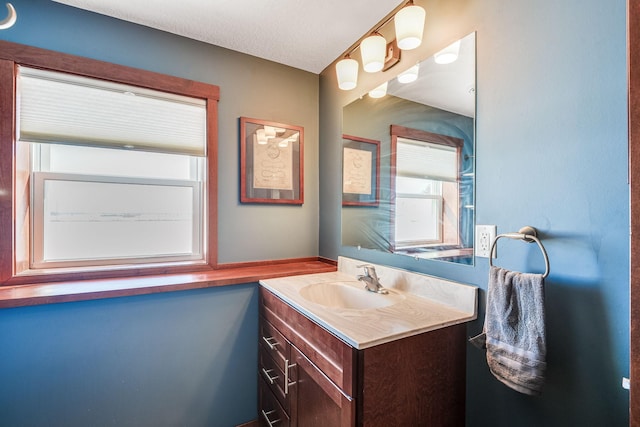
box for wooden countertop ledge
[0,258,337,309]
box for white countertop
[259,267,477,350]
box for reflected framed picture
[342,134,380,206]
[240,117,304,204]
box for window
[30,145,204,269]
[0,47,219,284]
[390,126,462,251]
[17,66,209,272]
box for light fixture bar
[335,0,425,90]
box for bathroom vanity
[258,257,477,426]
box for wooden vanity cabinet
[258,287,466,427]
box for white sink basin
[299,281,404,310]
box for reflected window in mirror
[390,125,465,255]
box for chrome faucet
[357,264,388,294]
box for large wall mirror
[341,32,476,265]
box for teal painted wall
[0,0,320,425]
[320,0,629,425]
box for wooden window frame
[0,40,220,286]
[0,40,336,308]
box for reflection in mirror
[341,32,476,264]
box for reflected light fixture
[368,81,388,98]
[360,33,387,73]
[336,56,359,90]
[434,40,461,64]
[397,63,419,83]
[394,1,426,50]
[278,133,298,148]
[256,128,268,145]
[263,126,277,139]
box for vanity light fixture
[336,56,359,90]
[397,63,420,83]
[434,40,461,64]
[368,81,388,98]
[361,32,387,73]
[394,1,426,50]
[335,1,426,90]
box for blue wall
[0,285,258,426]
[0,0,320,425]
[320,0,630,425]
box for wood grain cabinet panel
[258,287,465,427]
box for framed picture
[342,134,380,206]
[240,117,304,204]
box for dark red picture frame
[240,117,304,205]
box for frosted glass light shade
[336,57,359,90]
[368,82,388,98]
[434,40,461,64]
[394,5,426,50]
[360,34,387,73]
[397,64,420,83]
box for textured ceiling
[52,0,403,74]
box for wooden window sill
[0,258,337,309]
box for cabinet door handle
[261,368,279,385]
[284,359,297,395]
[261,409,281,427]
[262,336,279,350]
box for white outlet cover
[475,225,496,258]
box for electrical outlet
[475,225,497,258]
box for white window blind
[17,66,207,156]
[396,137,458,181]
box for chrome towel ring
[489,226,550,278]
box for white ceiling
[50,0,475,117]
[52,0,404,74]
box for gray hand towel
[470,266,546,395]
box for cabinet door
[289,346,354,427]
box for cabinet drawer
[259,345,294,412]
[260,287,356,396]
[260,316,289,367]
[259,377,290,427]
